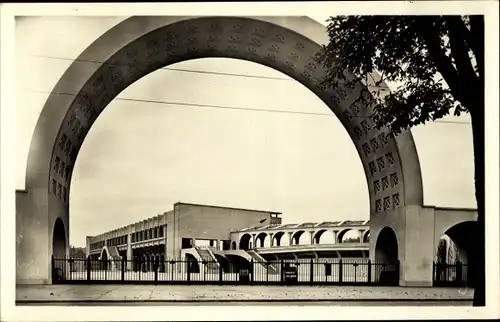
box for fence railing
[52,256,399,286]
[433,261,469,286]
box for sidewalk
[16,284,474,303]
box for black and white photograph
[1,1,498,320]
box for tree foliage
[318,15,483,136]
[318,15,485,306]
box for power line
[25,53,291,81]
[26,88,471,125]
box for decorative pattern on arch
[24,16,423,251]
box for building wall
[166,203,276,259]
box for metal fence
[52,256,400,286]
[433,261,469,287]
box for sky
[15,16,476,247]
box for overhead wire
[22,54,471,125]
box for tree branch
[446,17,480,92]
[416,18,473,110]
[469,15,484,82]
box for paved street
[16,284,473,304]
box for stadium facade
[86,202,370,272]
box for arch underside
[28,16,423,220]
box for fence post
[121,256,125,282]
[396,260,400,286]
[310,259,314,284]
[338,259,343,285]
[367,260,372,284]
[51,255,55,283]
[250,259,254,284]
[219,260,223,285]
[456,260,462,284]
[154,258,158,285]
[280,259,284,283]
[86,256,91,283]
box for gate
[52,256,399,286]
[433,261,469,287]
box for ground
[16,284,473,305]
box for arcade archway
[239,234,252,250]
[375,226,398,263]
[52,217,67,257]
[17,16,424,284]
[434,221,477,286]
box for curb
[16,298,473,304]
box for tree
[436,239,448,264]
[318,16,484,306]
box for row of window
[108,235,127,247]
[90,241,105,250]
[51,178,68,204]
[369,153,396,176]
[89,226,167,251]
[373,172,399,194]
[131,225,165,243]
[375,193,400,212]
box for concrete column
[287,232,293,245]
[126,233,132,270]
[333,230,339,244]
[401,205,434,286]
[269,233,274,247]
[252,234,256,249]
[85,237,91,257]
[310,231,315,245]
[358,229,365,242]
[163,224,168,258]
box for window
[375,199,383,212]
[373,180,381,193]
[56,183,62,199]
[378,132,388,146]
[52,179,57,196]
[369,161,377,175]
[392,193,400,207]
[390,172,399,187]
[63,186,67,203]
[370,138,379,151]
[342,110,352,121]
[382,176,389,190]
[58,134,67,150]
[353,126,363,139]
[59,161,65,176]
[362,143,371,157]
[386,152,395,166]
[53,157,60,172]
[383,197,391,210]
[377,157,386,171]
[64,140,72,155]
[361,120,371,133]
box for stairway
[195,247,220,272]
[247,250,278,273]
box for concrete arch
[239,233,252,250]
[291,230,306,245]
[363,230,370,243]
[255,232,267,248]
[337,228,360,243]
[273,231,285,247]
[375,226,399,263]
[312,229,327,244]
[17,15,423,284]
[52,217,67,258]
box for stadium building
[86,202,370,274]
